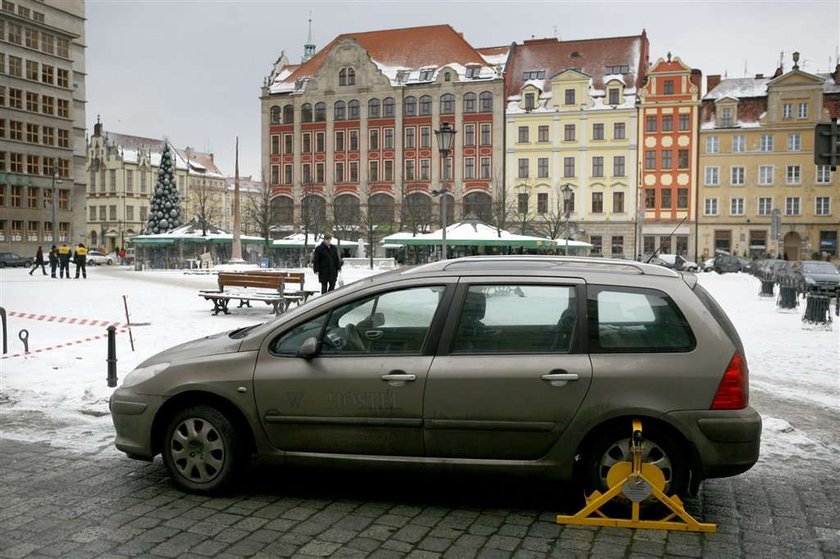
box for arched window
[463,92,477,113]
[301,103,313,123]
[404,96,417,116]
[283,105,294,124]
[270,106,281,124]
[314,102,326,122]
[419,95,432,115]
[479,91,493,112]
[301,194,326,227]
[339,68,346,85]
[270,196,294,225]
[348,99,360,120]
[369,193,395,224]
[383,97,395,117]
[441,93,455,115]
[463,191,493,222]
[334,100,346,121]
[334,194,360,225]
[346,68,355,85]
[404,192,433,228]
[368,98,380,119]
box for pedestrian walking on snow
[312,233,342,294]
[28,246,48,275]
[48,245,58,278]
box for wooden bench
[246,271,318,304]
[199,273,289,316]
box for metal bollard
[18,329,29,353]
[803,291,832,325]
[0,306,6,354]
[106,325,118,387]
[777,277,798,309]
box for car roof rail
[404,256,678,277]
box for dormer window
[564,89,575,105]
[524,92,535,111]
[444,72,452,82]
[608,88,620,105]
[522,70,545,81]
[465,66,480,79]
[419,68,434,81]
[396,70,410,83]
[605,65,630,74]
[338,67,356,86]
[720,108,733,127]
[664,79,674,95]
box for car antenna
[645,216,688,263]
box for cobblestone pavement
[1,419,839,559]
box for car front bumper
[110,390,166,461]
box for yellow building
[699,59,840,261]
[504,35,648,257]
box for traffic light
[815,119,840,171]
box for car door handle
[541,372,579,382]
[365,330,383,340]
[381,371,416,382]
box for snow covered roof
[132,220,264,244]
[382,220,557,248]
[224,175,263,194]
[269,24,499,93]
[704,77,770,101]
[272,233,359,248]
[100,131,223,177]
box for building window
[785,196,800,216]
[732,135,745,152]
[591,192,603,213]
[335,162,344,183]
[517,193,528,214]
[480,123,491,145]
[730,197,744,216]
[383,97,395,117]
[645,150,656,170]
[608,88,620,105]
[369,160,379,182]
[678,114,690,131]
[302,133,311,153]
[440,93,455,114]
[644,188,655,209]
[479,91,493,112]
[56,37,69,58]
[126,170,133,192]
[384,160,394,181]
[314,102,326,121]
[759,165,774,185]
[404,96,417,117]
[349,161,358,182]
[42,95,54,115]
[537,125,549,143]
[338,67,355,86]
[26,60,38,81]
[564,124,575,142]
[270,165,279,185]
[783,103,792,119]
[731,166,745,185]
[590,235,602,255]
[612,156,625,177]
[405,127,415,149]
[787,133,801,151]
[662,115,673,132]
[302,163,311,184]
[524,92,535,111]
[663,79,674,95]
[612,191,625,213]
[419,95,432,115]
[720,108,732,127]
[284,134,293,154]
[368,98,380,119]
[704,197,719,215]
[564,89,575,105]
[464,92,476,113]
[369,129,379,151]
[659,188,671,209]
[537,192,548,214]
[315,131,325,153]
[563,157,575,178]
[57,68,68,88]
[464,124,475,146]
[705,166,719,186]
[464,157,475,179]
[760,134,773,152]
[611,122,625,140]
[420,159,430,181]
[797,103,808,119]
[592,156,604,177]
[661,150,672,170]
[518,126,529,143]
[611,236,624,256]
[592,123,604,140]
[758,197,772,216]
[676,149,688,169]
[706,136,719,153]
[815,196,830,216]
[316,162,325,183]
[645,115,657,133]
[57,99,69,118]
[480,157,491,179]
[284,164,293,184]
[420,126,430,148]
[518,158,529,179]
[677,188,688,209]
[270,135,280,155]
[348,130,359,151]
[405,160,415,181]
[816,165,832,184]
[8,56,22,77]
[334,100,346,121]
[538,157,549,178]
[348,99,360,119]
[384,128,394,149]
[786,165,801,184]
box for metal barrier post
[106,325,118,387]
[0,307,6,354]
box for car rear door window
[451,284,577,353]
[588,286,694,353]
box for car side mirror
[297,337,320,359]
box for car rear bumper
[110,390,165,461]
[666,406,761,481]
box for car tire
[0,262,5,268]
[106,259,113,265]
[582,423,689,508]
[162,405,243,495]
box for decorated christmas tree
[144,143,183,234]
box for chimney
[755,73,764,79]
[707,74,721,92]
[834,63,840,85]
[690,68,702,92]
[210,153,214,161]
[772,65,783,78]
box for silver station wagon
[111,257,761,499]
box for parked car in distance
[0,252,32,268]
[736,257,753,274]
[111,256,761,504]
[702,258,716,272]
[86,250,114,265]
[794,260,840,292]
[640,254,669,267]
[658,254,700,272]
[713,254,742,274]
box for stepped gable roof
[505,33,647,98]
[104,132,166,153]
[270,24,491,92]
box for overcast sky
[86,0,840,179]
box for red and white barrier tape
[0,326,129,360]
[6,311,127,328]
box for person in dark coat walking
[28,246,47,276]
[74,243,88,279]
[57,242,72,279]
[48,245,58,278]
[312,233,342,294]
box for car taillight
[710,352,749,410]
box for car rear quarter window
[587,285,695,353]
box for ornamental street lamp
[433,122,456,260]
[51,171,62,243]
[561,183,573,255]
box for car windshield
[801,262,839,274]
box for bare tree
[508,187,535,236]
[531,197,566,240]
[244,169,274,257]
[189,179,220,237]
[485,171,512,237]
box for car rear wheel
[582,423,689,508]
[162,405,243,494]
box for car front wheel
[162,405,243,494]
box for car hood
[137,329,242,368]
[803,273,840,284]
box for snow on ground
[0,265,837,461]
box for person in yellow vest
[57,242,72,279]
[74,243,88,279]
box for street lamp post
[561,184,573,256]
[434,122,456,261]
[51,172,61,243]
